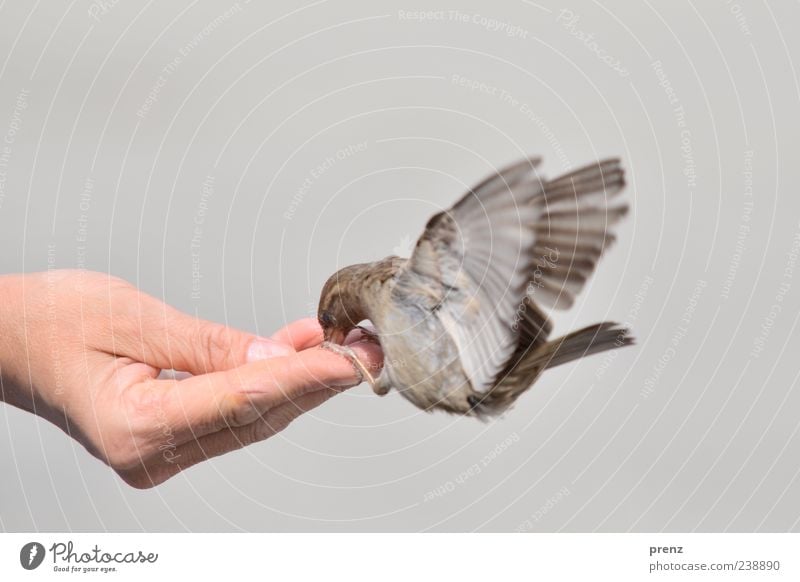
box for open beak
[324,328,347,345]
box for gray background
[1,0,799,532]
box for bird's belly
[374,306,472,411]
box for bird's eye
[319,311,335,327]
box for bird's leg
[321,341,376,387]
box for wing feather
[529,159,628,309]
[392,156,628,393]
[393,158,544,392]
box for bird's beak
[324,328,347,345]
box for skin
[0,270,382,489]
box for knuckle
[224,391,261,428]
[197,323,235,370]
[181,321,231,372]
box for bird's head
[317,264,369,345]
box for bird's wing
[394,157,627,394]
[527,158,627,309]
[392,157,545,393]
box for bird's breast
[372,302,471,410]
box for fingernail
[247,338,294,362]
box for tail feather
[531,322,634,370]
[477,322,634,416]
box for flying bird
[318,157,634,417]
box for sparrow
[318,156,634,417]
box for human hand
[0,270,382,488]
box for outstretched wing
[392,157,545,393]
[527,158,627,309]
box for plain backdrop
[1,0,799,532]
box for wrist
[0,273,33,411]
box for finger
[270,318,324,350]
[117,388,339,489]
[139,341,383,445]
[344,327,374,345]
[105,289,294,374]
